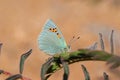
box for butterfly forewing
[38,19,68,55]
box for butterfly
[38,19,70,55]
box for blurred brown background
[0,0,120,80]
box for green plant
[0,30,120,80]
[40,30,120,80]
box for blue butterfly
[38,19,70,55]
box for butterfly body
[38,19,69,55]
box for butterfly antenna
[69,36,75,44]
[68,35,80,47]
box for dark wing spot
[54,28,57,32]
[57,33,59,35]
[49,27,58,33]
[55,30,57,32]
[49,28,52,30]
[56,33,61,38]
[49,28,54,32]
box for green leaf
[81,65,90,80]
[5,74,22,80]
[42,49,114,79]
[41,57,54,80]
[19,49,32,74]
[60,57,69,80]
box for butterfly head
[63,45,71,53]
[67,45,71,51]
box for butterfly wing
[38,19,69,55]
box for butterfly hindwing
[38,19,68,55]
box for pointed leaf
[99,33,105,51]
[110,30,114,54]
[60,57,69,80]
[6,74,22,80]
[81,65,90,80]
[41,57,54,80]
[87,42,98,50]
[19,49,32,74]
